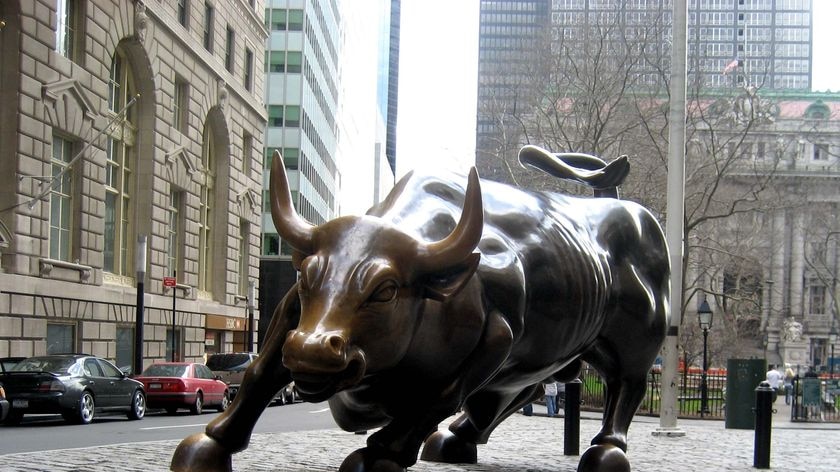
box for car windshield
[206,354,251,371]
[11,357,77,375]
[142,364,188,377]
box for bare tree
[476,7,792,365]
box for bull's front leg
[338,406,458,472]
[170,286,301,472]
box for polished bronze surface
[171,146,669,472]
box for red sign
[163,276,177,287]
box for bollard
[564,378,582,456]
[753,380,774,469]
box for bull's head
[270,151,483,402]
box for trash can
[725,358,766,429]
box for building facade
[694,91,840,369]
[477,0,814,161]
[0,0,267,371]
[258,0,399,346]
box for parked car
[1,354,146,425]
[0,357,25,373]
[135,362,229,415]
[277,380,299,405]
[205,352,256,399]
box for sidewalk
[2,404,838,471]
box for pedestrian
[543,381,558,417]
[766,365,782,403]
[783,367,795,405]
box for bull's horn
[270,150,314,253]
[417,168,483,272]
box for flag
[722,58,739,75]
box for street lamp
[698,299,714,417]
[830,323,837,379]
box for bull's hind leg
[171,285,301,472]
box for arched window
[198,122,216,292]
[104,49,136,276]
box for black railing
[790,376,839,422]
[580,364,727,419]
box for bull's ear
[422,253,480,302]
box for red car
[136,362,229,415]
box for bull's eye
[368,281,398,304]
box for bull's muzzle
[282,330,366,401]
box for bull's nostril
[326,335,345,355]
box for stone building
[696,91,840,370]
[0,0,267,372]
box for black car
[1,354,146,425]
[0,357,25,373]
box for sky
[395,0,840,179]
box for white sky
[396,0,840,178]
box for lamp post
[830,323,837,379]
[698,299,714,418]
[134,234,147,377]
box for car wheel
[165,406,178,415]
[71,391,95,424]
[127,389,146,420]
[217,391,230,412]
[190,392,203,415]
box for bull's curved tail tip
[518,145,629,199]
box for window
[165,327,182,362]
[47,323,75,354]
[225,26,235,72]
[177,0,189,27]
[116,326,134,372]
[267,51,285,72]
[809,284,826,314]
[262,233,279,256]
[244,47,253,91]
[50,134,74,262]
[813,144,828,161]
[288,9,304,31]
[104,49,136,276]
[167,191,183,276]
[203,2,214,52]
[268,105,283,127]
[239,221,249,296]
[56,0,80,61]
[173,77,188,134]
[242,132,252,175]
[284,106,300,127]
[286,51,302,73]
[267,9,287,30]
[198,123,215,292]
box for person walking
[783,367,795,405]
[543,381,558,417]
[766,365,783,403]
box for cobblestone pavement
[2,406,838,472]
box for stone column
[790,211,805,319]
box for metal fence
[790,376,839,422]
[579,364,726,420]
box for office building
[0,0,267,367]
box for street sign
[163,276,177,287]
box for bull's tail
[518,145,629,199]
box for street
[0,401,337,455]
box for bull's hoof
[339,448,407,472]
[591,431,627,452]
[577,444,630,472]
[170,433,233,472]
[420,430,477,464]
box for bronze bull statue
[171,145,669,472]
